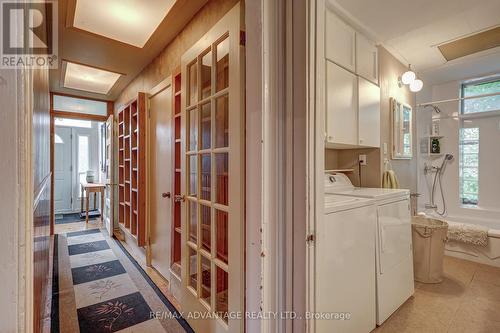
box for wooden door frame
[145,76,173,269]
[49,92,114,235]
[245,1,309,333]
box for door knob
[162,192,171,198]
[174,194,185,202]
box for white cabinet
[326,60,358,147]
[356,33,379,84]
[325,8,356,72]
[358,77,381,147]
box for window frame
[460,76,500,115]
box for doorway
[53,117,104,233]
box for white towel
[447,223,488,247]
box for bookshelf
[171,69,182,277]
[118,93,147,246]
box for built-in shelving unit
[422,135,445,157]
[118,93,147,246]
[171,69,182,278]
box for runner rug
[51,228,193,333]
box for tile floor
[374,256,500,333]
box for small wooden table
[80,182,106,224]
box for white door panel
[358,77,381,147]
[326,61,358,146]
[377,199,412,274]
[73,127,100,212]
[54,127,72,213]
[149,83,173,280]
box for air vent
[438,26,500,61]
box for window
[54,117,92,128]
[53,95,107,116]
[78,135,90,191]
[458,77,500,207]
[459,128,479,206]
[461,78,500,114]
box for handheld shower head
[440,154,454,170]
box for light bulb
[409,79,423,92]
[401,70,416,85]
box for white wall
[416,79,500,222]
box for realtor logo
[1,0,58,68]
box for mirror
[391,97,413,159]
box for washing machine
[316,193,377,333]
[324,173,414,325]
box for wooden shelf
[117,92,147,247]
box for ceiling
[50,0,209,101]
[329,0,500,73]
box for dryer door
[377,199,412,274]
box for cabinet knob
[162,192,171,198]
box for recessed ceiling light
[73,0,176,48]
[63,61,121,95]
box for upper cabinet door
[325,9,356,72]
[356,33,378,85]
[326,60,358,146]
[358,77,380,147]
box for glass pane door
[184,33,230,321]
[180,4,243,332]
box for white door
[73,127,100,211]
[325,8,356,72]
[358,77,380,147]
[356,33,378,84]
[316,205,376,332]
[377,199,412,274]
[149,80,173,280]
[103,116,114,234]
[179,3,244,332]
[54,127,72,213]
[326,60,358,146]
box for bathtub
[418,213,500,267]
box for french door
[103,115,114,234]
[179,3,244,332]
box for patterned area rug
[52,229,193,333]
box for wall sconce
[398,64,423,92]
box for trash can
[411,216,448,283]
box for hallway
[52,227,193,332]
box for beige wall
[114,0,239,109]
[325,46,417,190]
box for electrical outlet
[359,154,367,166]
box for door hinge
[240,30,246,46]
[306,234,315,245]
